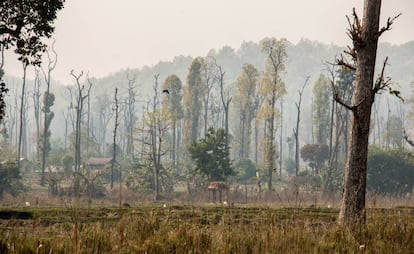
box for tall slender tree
[235,63,259,158]
[70,70,92,194]
[201,57,215,136]
[293,77,309,176]
[162,74,183,166]
[183,57,204,148]
[313,74,332,145]
[32,69,42,162]
[39,91,55,182]
[124,73,137,156]
[40,40,57,185]
[261,38,288,191]
[111,88,119,189]
[17,63,28,164]
[214,59,232,142]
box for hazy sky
[4,0,414,84]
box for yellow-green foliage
[0,205,413,253]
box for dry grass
[0,203,413,253]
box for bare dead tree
[293,77,309,176]
[125,72,137,156]
[202,57,216,136]
[403,130,414,147]
[70,70,92,195]
[95,93,113,155]
[17,62,28,166]
[111,88,119,190]
[135,74,171,201]
[151,74,161,201]
[335,2,401,225]
[32,69,42,161]
[210,57,232,142]
[279,97,283,179]
[40,39,57,185]
[85,75,93,154]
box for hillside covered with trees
[2,36,414,202]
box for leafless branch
[378,13,402,37]
[403,130,414,147]
[334,92,353,111]
[346,8,364,49]
[373,57,404,101]
[373,57,389,93]
[336,55,356,71]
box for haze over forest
[3,0,414,84]
[2,0,414,201]
[3,38,414,157]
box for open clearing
[1,204,413,253]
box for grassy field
[0,203,413,254]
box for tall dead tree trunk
[111,88,119,189]
[17,63,28,166]
[152,74,161,201]
[202,57,215,137]
[70,70,92,195]
[41,40,57,185]
[215,60,232,142]
[293,77,309,176]
[279,98,283,179]
[33,69,42,162]
[336,0,400,225]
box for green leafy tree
[233,158,257,181]
[368,146,414,195]
[189,127,234,181]
[0,0,65,121]
[300,143,329,175]
[0,161,22,199]
[61,154,74,174]
[313,74,331,144]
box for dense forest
[1,37,414,201]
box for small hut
[84,157,114,171]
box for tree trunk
[279,98,283,179]
[240,114,245,158]
[338,0,382,225]
[172,119,177,165]
[294,78,308,176]
[17,64,27,167]
[111,88,119,189]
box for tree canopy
[368,146,414,195]
[0,0,65,65]
[300,143,329,174]
[0,0,65,121]
[0,161,22,198]
[189,127,234,181]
